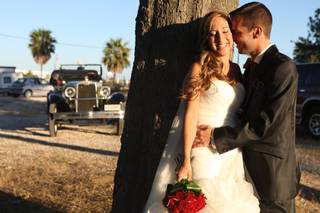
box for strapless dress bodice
[197,80,245,128]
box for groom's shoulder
[269,47,292,65]
[264,45,291,64]
[264,48,297,80]
[275,51,293,65]
[275,51,296,70]
[267,48,296,71]
[270,51,297,80]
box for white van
[0,66,23,93]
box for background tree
[293,8,320,62]
[102,38,130,82]
[28,28,56,78]
[23,70,35,78]
[112,0,238,212]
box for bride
[144,11,259,213]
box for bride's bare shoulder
[183,63,201,83]
[190,62,201,75]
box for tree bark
[112,0,238,212]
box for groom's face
[231,17,255,55]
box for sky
[0,0,319,79]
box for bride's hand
[177,160,192,181]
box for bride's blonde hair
[181,11,235,100]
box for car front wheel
[116,118,124,136]
[24,90,32,98]
[48,103,58,137]
[305,108,320,139]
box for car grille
[76,83,98,112]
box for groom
[193,2,300,213]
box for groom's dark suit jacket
[214,45,300,201]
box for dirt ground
[0,96,319,213]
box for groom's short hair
[230,2,273,38]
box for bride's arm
[177,63,201,181]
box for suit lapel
[254,45,279,78]
[242,45,279,112]
[242,59,257,110]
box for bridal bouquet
[162,179,206,213]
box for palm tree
[102,38,130,82]
[28,28,57,78]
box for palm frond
[28,28,57,65]
[102,38,130,75]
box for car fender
[47,92,65,104]
[300,97,320,120]
[47,92,71,114]
[301,97,320,109]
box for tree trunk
[113,72,116,85]
[40,64,43,78]
[112,0,238,212]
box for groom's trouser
[260,199,295,213]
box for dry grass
[0,96,46,116]
[0,128,119,213]
[0,96,319,213]
[297,172,320,213]
[1,132,319,213]
[295,132,320,213]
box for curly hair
[181,11,235,100]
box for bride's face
[208,16,233,57]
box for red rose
[163,180,206,213]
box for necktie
[243,58,257,71]
[250,60,258,71]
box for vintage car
[296,63,320,139]
[47,64,125,137]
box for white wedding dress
[144,80,260,213]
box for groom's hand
[192,125,214,148]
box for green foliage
[293,8,320,62]
[28,28,57,75]
[23,71,34,77]
[102,38,130,80]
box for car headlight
[99,86,111,97]
[64,87,76,98]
